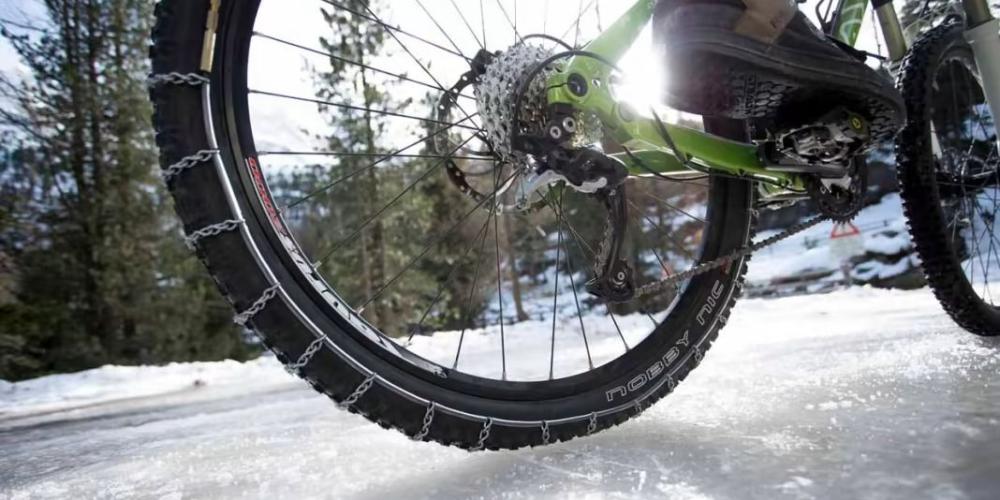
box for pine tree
[0,1,251,380]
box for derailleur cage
[545,148,635,302]
[585,187,636,303]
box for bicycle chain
[619,212,832,299]
[594,209,832,300]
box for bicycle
[149,0,1000,449]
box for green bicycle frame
[544,0,890,195]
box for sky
[0,0,44,72]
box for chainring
[805,158,868,222]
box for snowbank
[3,285,984,418]
[748,193,916,288]
[0,357,288,418]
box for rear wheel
[897,23,1000,336]
[150,0,756,449]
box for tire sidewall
[897,22,1000,334]
[187,0,757,427]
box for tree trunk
[502,214,529,322]
[358,58,387,327]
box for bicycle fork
[963,0,1000,151]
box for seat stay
[544,0,805,194]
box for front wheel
[897,22,1000,336]
[149,0,757,449]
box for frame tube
[962,0,1000,151]
[963,0,994,26]
[873,0,908,62]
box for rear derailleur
[444,48,637,303]
[516,123,637,303]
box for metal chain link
[185,219,244,250]
[540,420,551,445]
[473,418,493,451]
[340,374,377,408]
[286,337,326,374]
[593,211,615,275]
[586,412,598,435]
[635,213,831,298]
[233,284,280,327]
[412,402,436,441]
[162,150,218,183]
[147,72,210,88]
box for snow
[0,358,290,420]
[3,286,1000,499]
[407,310,665,381]
[748,193,913,285]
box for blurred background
[0,0,974,382]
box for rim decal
[246,156,288,237]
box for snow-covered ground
[3,286,1000,499]
[748,193,916,287]
[0,358,291,421]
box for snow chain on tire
[149,0,787,450]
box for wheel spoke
[627,199,698,262]
[480,0,488,48]
[318,0,472,62]
[608,310,629,351]
[415,0,470,59]
[448,0,486,50]
[491,162,508,380]
[284,113,479,209]
[239,0,726,383]
[563,0,597,46]
[548,198,630,352]
[249,89,481,131]
[252,32,476,101]
[969,191,1000,297]
[358,169,519,312]
[549,193,564,380]
[409,209,494,342]
[595,0,603,32]
[633,186,707,224]
[318,135,478,265]
[362,4,482,136]
[258,151,490,161]
[551,196,594,370]
[495,0,524,44]
[627,200,682,292]
[453,207,496,370]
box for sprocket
[475,43,556,167]
[805,158,868,222]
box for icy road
[2,287,1000,500]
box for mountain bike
[149,0,1000,449]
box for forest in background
[0,0,958,381]
[0,1,253,381]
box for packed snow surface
[3,286,1000,499]
[0,358,289,420]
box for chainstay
[634,213,831,299]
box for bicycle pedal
[762,107,872,178]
